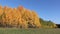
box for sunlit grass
[0,28,60,34]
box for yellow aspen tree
[3,6,9,27]
[31,11,41,28]
[6,8,13,27]
[3,6,13,27]
[17,6,28,28]
[0,6,4,27]
[24,10,33,28]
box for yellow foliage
[0,6,41,28]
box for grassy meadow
[0,28,60,34]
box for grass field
[0,28,60,34]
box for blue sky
[0,0,60,24]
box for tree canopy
[0,6,41,28]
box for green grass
[0,28,60,34]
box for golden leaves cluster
[0,6,41,28]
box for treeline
[39,18,57,28]
[0,5,57,28]
[0,6,41,28]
